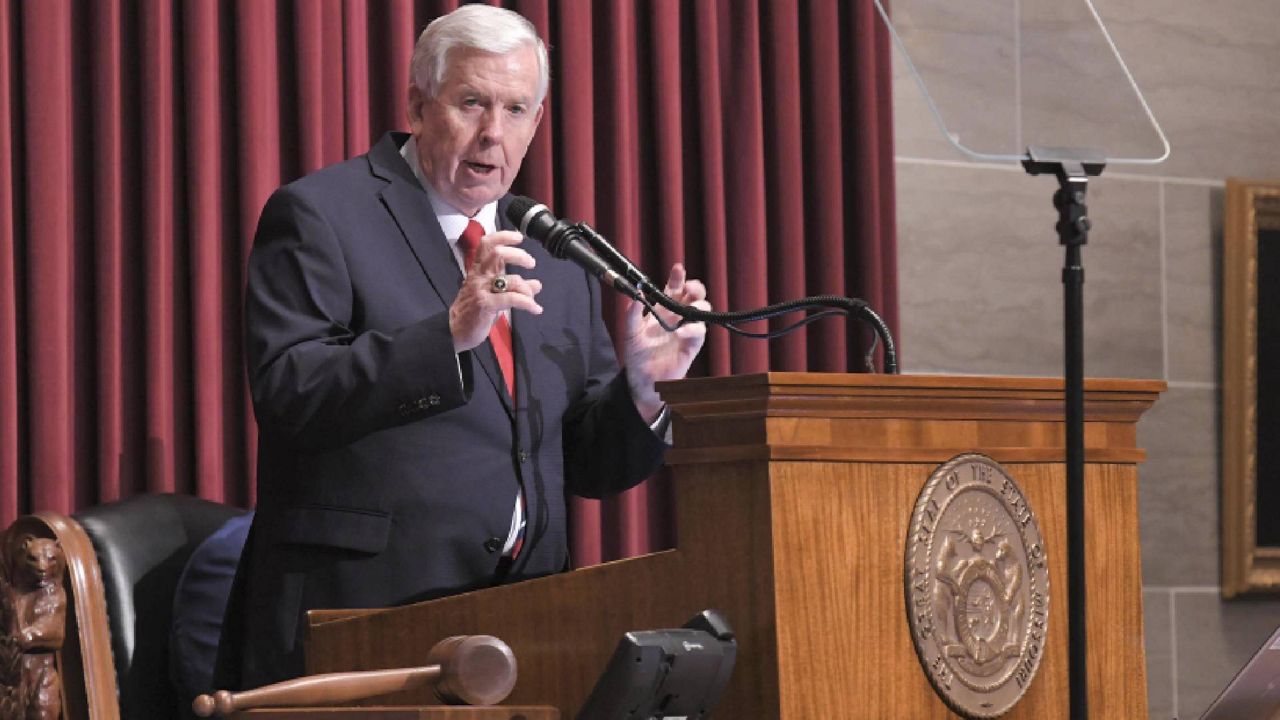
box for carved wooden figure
[0,533,68,720]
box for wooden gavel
[192,634,517,717]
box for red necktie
[458,220,516,403]
[459,220,525,558]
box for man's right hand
[450,230,543,353]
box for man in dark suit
[219,4,709,689]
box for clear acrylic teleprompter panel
[878,0,1169,165]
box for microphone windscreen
[505,195,538,232]
[505,196,570,257]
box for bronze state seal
[905,454,1050,718]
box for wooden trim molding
[1223,178,1280,597]
[660,373,1163,465]
[34,513,120,720]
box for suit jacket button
[428,394,441,407]
[518,450,529,463]
[483,537,503,554]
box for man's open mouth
[464,161,497,174]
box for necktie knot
[459,220,485,267]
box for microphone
[575,222,656,293]
[506,196,643,302]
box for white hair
[411,4,550,106]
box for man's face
[408,44,544,216]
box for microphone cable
[632,279,898,375]
[574,222,896,373]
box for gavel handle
[193,665,442,717]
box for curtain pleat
[373,0,415,138]
[184,0,228,502]
[648,0,684,275]
[552,1,600,566]
[141,0,179,494]
[762,0,807,370]
[691,1,732,379]
[93,0,125,504]
[342,0,370,155]
[847,0,899,358]
[232,1,281,507]
[22,0,75,513]
[804,0,849,371]
[0,0,17,521]
[1,1,897,568]
[548,0,591,222]
[512,0,552,201]
[723,2,770,374]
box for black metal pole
[1063,209,1088,720]
[1024,148,1103,719]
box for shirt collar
[399,135,498,243]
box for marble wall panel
[896,161,1161,378]
[1143,589,1174,719]
[1137,385,1219,587]
[1164,183,1222,385]
[1174,592,1280,719]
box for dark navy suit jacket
[221,132,666,688]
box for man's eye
[509,105,526,116]
[462,98,480,107]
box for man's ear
[532,102,544,133]
[407,85,426,132]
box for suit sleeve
[245,187,471,451]
[559,272,668,499]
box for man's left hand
[623,263,710,421]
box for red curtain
[0,0,897,564]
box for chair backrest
[71,494,244,720]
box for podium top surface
[656,373,1165,415]
[658,372,1165,397]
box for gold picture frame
[1222,178,1280,597]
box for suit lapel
[368,133,512,418]
[369,133,459,308]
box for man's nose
[478,108,504,145]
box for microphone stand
[1022,146,1106,720]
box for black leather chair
[73,494,245,720]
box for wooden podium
[304,374,1162,719]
